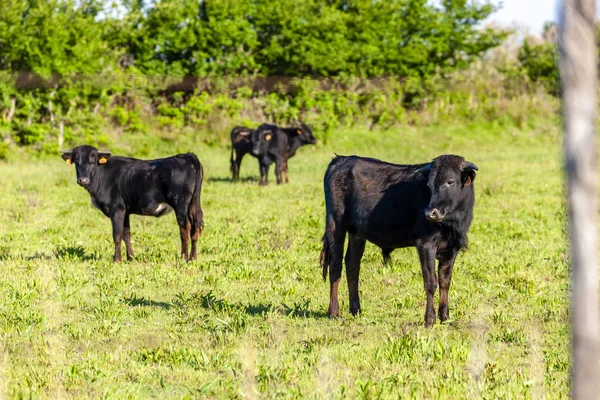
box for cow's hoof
[328,307,341,319]
[424,313,436,328]
[350,305,361,316]
[438,307,449,323]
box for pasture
[0,121,568,398]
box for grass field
[0,120,569,398]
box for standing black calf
[230,126,256,181]
[61,145,204,262]
[320,154,477,327]
[252,123,317,185]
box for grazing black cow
[230,126,256,181]
[320,154,477,327]
[252,123,317,185]
[61,145,204,262]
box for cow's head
[296,124,317,145]
[61,145,111,188]
[418,155,478,223]
[251,125,276,156]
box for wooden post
[559,0,598,398]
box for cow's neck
[85,167,114,209]
[441,195,474,250]
[286,136,304,158]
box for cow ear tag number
[99,157,108,164]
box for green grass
[0,120,569,398]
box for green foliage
[518,40,559,93]
[0,0,554,153]
[121,0,506,78]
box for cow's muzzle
[425,208,444,222]
[77,177,90,187]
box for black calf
[62,145,204,262]
[320,154,477,327]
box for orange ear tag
[464,176,471,186]
[99,157,108,164]
[65,159,72,164]
[297,129,302,135]
[265,134,272,141]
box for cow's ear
[61,152,73,165]
[98,152,111,165]
[416,163,431,177]
[462,161,478,186]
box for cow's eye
[447,179,455,186]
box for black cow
[61,145,204,262]
[230,126,256,181]
[320,154,477,327]
[252,123,317,185]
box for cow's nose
[425,208,443,222]
[77,177,90,187]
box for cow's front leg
[282,159,289,183]
[259,163,269,186]
[417,242,438,327]
[438,250,458,323]
[110,209,126,262]
[123,213,134,261]
[275,158,283,185]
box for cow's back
[324,156,434,248]
[115,153,201,216]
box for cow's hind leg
[438,250,458,323]
[188,194,204,261]
[232,149,244,181]
[346,234,366,316]
[175,209,191,261]
[123,213,134,261]
[324,218,346,318]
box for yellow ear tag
[464,176,471,186]
[99,157,108,164]
[265,134,272,141]
[297,129,302,135]
[65,159,71,164]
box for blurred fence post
[559,0,598,398]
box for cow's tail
[320,233,331,282]
[189,154,204,237]
[230,138,235,175]
[229,128,238,177]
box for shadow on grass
[125,290,328,319]
[2,252,56,261]
[207,176,258,183]
[123,295,172,310]
[244,302,329,319]
[54,245,99,261]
